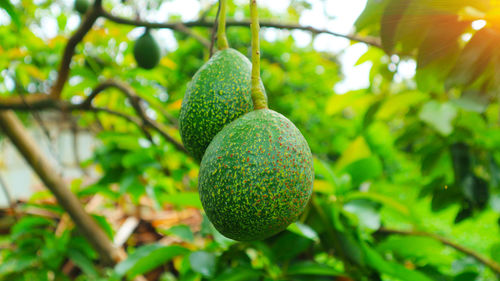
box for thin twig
[175,23,211,48]
[209,1,222,57]
[378,228,500,275]
[100,10,382,49]
[0,86,187,155]
[49,1,103,99]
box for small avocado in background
[179,48,266,161]
[133,30,161,70]
[74,0,90,14]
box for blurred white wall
[0,113,97,207]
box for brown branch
[49,2,103,99]
[209,1,221,57]
[0,172,14,209]
[80,80,188,153]
[0,94,54,109]
[175,23,211,49]
[0,110,120,266]
[0,81,187,155]
[100,10,382,48]
[378,228,500,275]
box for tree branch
[209,0,222,56]
[174,23,211,49]
[100,10,382,48]
[0,110,120,266]
[49,4,103,99]
[0,172,14,209]
[0,81,188,155]
[378,228,500,275]
[79,80,187,153]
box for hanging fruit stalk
[217,0,229,50]
[197,0,314,241]
[179,0,266,161]
[250,0,267,110]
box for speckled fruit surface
[199,109,314,241]
[133,31,161,70]
[179,48,266,161]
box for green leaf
[343,199,381,230]
[450,143,471,185]
[337,231,365,266]
[380,0,414,53]
[419,101,457,136]
[361,241,433,281]
[115,244,189,279]
[491,243,500,263]
[286,261,342,277]
[271,231,313,262]
[0,0,21,28]
[345,191,410,216]
[162,192,202,208]
[446,28,500,89]
[67,248,98,277]
[213,267,261,281]
[453,271,479,281]
[377,236,449,265]
[375,91,427,120]
[461,175,489,208]
[451,92,489,113]
[202,215,235,248]
[491,194,500,212]
[189,251,217,278]
[164,225,194,242]
[355,0,389,34]
[343,156,383,187]
[92,214,114,239]
[122,150,157,169]
[0,256,35,277]
[417,15,467,68]
[286,222,319,241]
[12,217,54,239]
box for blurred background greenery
[0,0,500,280]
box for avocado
[198,109,314,241]
[74,0,90,14]
[133,31,161,70]
[179,48,266,161]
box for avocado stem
[217,0,229,50]
[250,0,268,109]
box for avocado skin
[199,109,314,241]
[74,0,90,14]
[179,48,266,161]
[133,31,161,70]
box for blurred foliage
[1,0,500,280]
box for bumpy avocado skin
[133,32,161,70]
[179,48,266,161]
[74,0,90,14]
[199,109,314,241]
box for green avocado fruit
[133,31,161,70]
[198,109,314,241]
[74,0,90,14]
[179,48,266,161]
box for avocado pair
[180,48,314,241]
